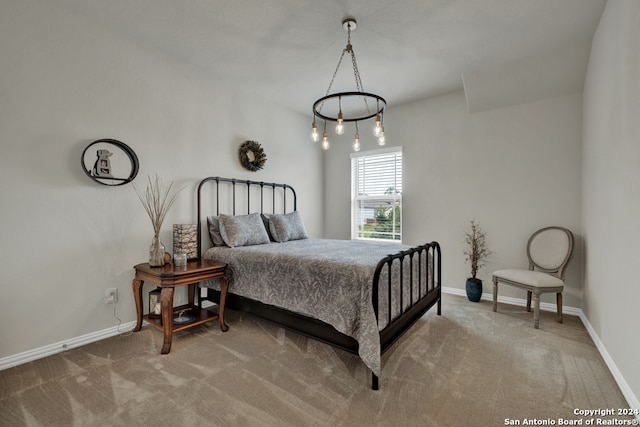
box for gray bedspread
[202,238,419,376]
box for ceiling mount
[342,18,356,32]
[310,18,386,152]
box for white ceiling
[58,0,607,114]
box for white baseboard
[442,286,639,416]
[0,321,137,371]
[441,286,581,315]
[578,312,640,420]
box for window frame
[350,146,403,243]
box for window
[351,147,402,242]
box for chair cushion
[529,228,572,271]
[493,269,564,288]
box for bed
[196,176,441,389]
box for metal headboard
[196,176,297,257]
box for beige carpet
[0,294,632,427]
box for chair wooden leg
[492,279,498,312]
[533,291,541,329]
[526,291,532,312]
[556,292,563,323]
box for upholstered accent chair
[492,226,574,329]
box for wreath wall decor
[238,140,267,172]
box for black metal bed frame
[196,176,441,390]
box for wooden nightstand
[132,259,228,354]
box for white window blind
[351,147,402,242]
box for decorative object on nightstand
[173,253,187,267]
[464,220,492,302]
[172,308,195,324]
[238,140,267,171]
[148,287,161,317]
[81,138,139,186]
[173,224,197,259]
[133,175,185,267]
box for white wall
[582,0,640,407]
[324,90,583,307]
[0,1,321,359]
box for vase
[149,235,166,267]
[465,278,483,302]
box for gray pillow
[218,213,270,247]
[207,216,225,246]
[268,211,308,242]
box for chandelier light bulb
[322,132,330,150]
[335,111,345,135]
[353,132,360,152]
[311,121,320,142]
[378,128,386,146]
[373,114,382,137]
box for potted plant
[463,220,492,302]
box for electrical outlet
[105,288,118,304]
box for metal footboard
[371,241,442,389]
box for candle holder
[173,253,187,267]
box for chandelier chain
[318,46,348,115]
[346,23,364,93]
[349,47,372,115]
[324,48,347,98]
[319,23,371,115]
[318,20,358,112]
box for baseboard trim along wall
[441,286,582,316]
[577,311,640,420]
[1,289,638,417]
[0,320,137,371]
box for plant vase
[149,234,166,267]
[465,278,483,302]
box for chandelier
[310,19,387,152]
